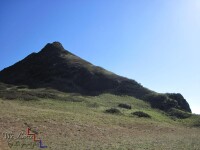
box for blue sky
[0,0,199,114]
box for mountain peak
[51,41,64,49]
[40,41,67,55]
[0,42,191,113]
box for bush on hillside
[32,91,57,99]
[118,103,132,109]
[132,111,151,118]
[0,91,18,100]
[105,108,121,114]
[168,108,192,119]
[0,90,37,100]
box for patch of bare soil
[0,137,10,150]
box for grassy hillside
[0,85,200,150]
[0,42,191,113]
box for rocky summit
[0,42,191,112]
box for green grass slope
[0,85,199,150]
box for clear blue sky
[0,0,199,114]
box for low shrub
[0,90,37,100]
[105,108,121,114]
[19,94,37,101]
[168,108,192,119]
[118,103,132,109]
[0,92,18,100]
[132,111,151,118]
[32,92,57,99]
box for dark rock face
[166,93,191,112]
[144,94,178,111]
[0,42,191,112]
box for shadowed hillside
[0,42,191,113]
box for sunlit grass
[0,92,200,150]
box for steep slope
[0,42,191,112]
